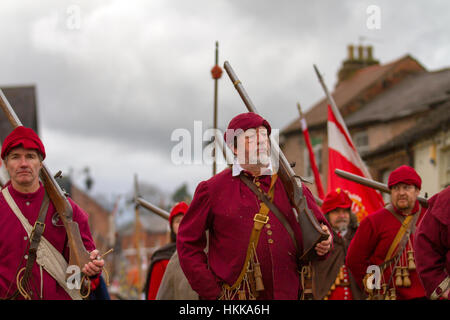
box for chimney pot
[357,45,364,61]
[366,46,373,61]
[347,44,354,60]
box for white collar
[232,158,274,177]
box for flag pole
[313,64,384,222]
[211,41,221,176]
[313,64,352,140]
[133,173,142,294]
[313,64,372,179]
[297,102,325,199]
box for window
[354,130,369,153]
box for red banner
[300,118,325,199]
[327,105,384,222]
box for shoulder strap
[1,190,49,299]
[222,175,276,294]
[240,174,299,253]
[381,204,421,267]
[20,192,50,298]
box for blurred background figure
[143,201,188,300]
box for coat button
[24,236,28,241]
[268,239,274,244]
[267,230,272,236]
[265,224,271,229]
[26,201,30,206]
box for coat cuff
[430,276,450,300]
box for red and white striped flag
[298,104,325,199]
[327,104,384,222]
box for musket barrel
[334,169,428,207]
[136,197,170,221]
[223,61,297,178]
[335,169,390,193]
[223,61,258,113]
[0,89,23,127]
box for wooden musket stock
[223,61,328,263]
[0,90,91,273]
[334,169,429,207]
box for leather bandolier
[220,173,308,300]
[365,204,421,300]
[2,193,49,300]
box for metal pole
[212,41,219,176]
[133,174,142,293]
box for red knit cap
[388,165,421,190]
[1,126,46,160]
[224,112,271,148]
[169,201,189,225]
[321,189,352,214]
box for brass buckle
[254,214,269,224]
[31,221,46,237]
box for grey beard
[333,224,348,233]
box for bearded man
[346,165,427,300]
[312,189,365,300]
[177,112,332,300]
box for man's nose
[18,157,30,166]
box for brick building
[281,45,450,199]
[115,203,170,292]
[0,86,38,185]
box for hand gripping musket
[0,90,92,282]
[334,169,429,207]
[223,61,328,263]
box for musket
[0,90,91,274]
[223,61,328,263]
[135,197,170,221]
[334,169,429,207]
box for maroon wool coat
[177,168,330,300]
[346,203,427,300]
[0,183,97,300]
[414,187,450,299]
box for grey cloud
[1,0,449,199]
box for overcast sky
[1,0,449,212]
